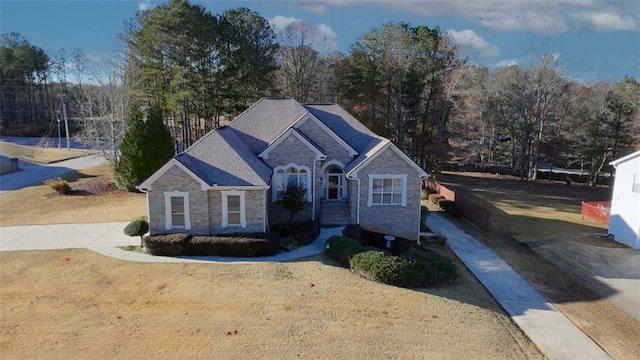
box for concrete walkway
[427,213,611,360]
[0,222,342,263]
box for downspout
[346,174,361,225]
[263,188,268,232]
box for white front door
[327,174,343,200]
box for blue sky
[1,0,638,82]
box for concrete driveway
[528,235,640,322]
[0,153,105,194]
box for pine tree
[116,104,174,191]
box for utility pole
[57,118,61,149]
[62,97,70,150]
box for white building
[609,151,640,249]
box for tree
[115,103,174,191]
[278,182,308,226]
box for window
[272,164,311,201]
[222,190,246,228]
[368,175,407,206]
[164,192,190,230]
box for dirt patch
[435,171,640,360]
[0,249,544,359]
[0,164,146,226]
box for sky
[1,0,639,83]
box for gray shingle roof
[343,136,390,174]
[304,104,378,153]
[229,98,309,154]
[176,126,272,186]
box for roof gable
[259,127,326,161]
[138,158,210,191]
[294,112,358,157]
[346,139,428,178]
[304,104,378,152]
[610,151,640,167]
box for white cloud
[269,15,338,51]
[138,1,151,11]
[269,15,302,33]
[570,12,637,32]
[494,58,520,67]
[446,29,499,58]
[302,0,639,35]
[298,3,328,15]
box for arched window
[273,164,311,202]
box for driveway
[529,236,640,322]
[0,153,106,195]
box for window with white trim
[272,164,311,201]
[164,192,190,230]
[222,190,246,228]
[368,175,407,206]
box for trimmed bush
[437,199,455,210]
[143,233,279,257]
[279,236,299,252]
[326,236,370,265]
[293,220,321,245]
[270,222,293,237]
[404,248,457,285]
[342,223,362,241]
[124,219,149,239]
[142,233,190,256]
[350,251,415,286]
[428,193,444,204]
[45,177,71,195]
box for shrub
[350,251,415,286]
[142,233,191,256]
[404,248,457,285]
[270,222,293,237]
[444,205,463,217]
[428,193,444,204]
[326,236,369,265]
[438,199,455,210]
[279,236,299,251]
[293,220,321,245]
[124,219,149,246]
[342,223,362,241]
[45,177,71,195]
[187,234,279,257]
[421,188,430,200]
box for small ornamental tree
[115,103,174,191]
[124,218,149,247]
[278,182,308,226]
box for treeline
[1,0,637,181]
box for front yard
[0,249,543,359]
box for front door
[327,174,342,200]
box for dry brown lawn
[0,164,146,226]
[0,141,93,164]
[433,171,640,360]
[0,249,544,359]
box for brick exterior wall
[208,190,266,235]
[263,133,317,221]
[297,119,353,165]
[352,148,422,240]
[147,165,209,235]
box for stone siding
[209,190,266,235]
[354,149,422,240]
[147,165,209,235]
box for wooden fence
[424,179,491,231]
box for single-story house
[138,98,429,240]
[608,151,640,249]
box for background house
[139,98,429,240]
[608,151,640,249]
